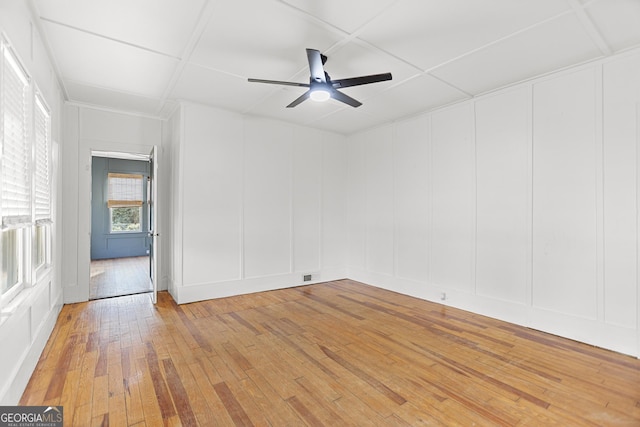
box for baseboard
[172,267,348,304]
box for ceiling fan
[248,48,392,108]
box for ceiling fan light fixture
[309,88,330,102]
[248,48,392,108]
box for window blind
[34,95,51,223]
[107,173,143,208]
[1,45,31,228]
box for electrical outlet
[440,292,447,301]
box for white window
[1,228,23,295]
[33,94,51,271]
[1,40,31,298]
[34,95,50,222]
[0,36,54,303]
[107,173,143,233]
[34,224,49,269]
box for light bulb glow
[309,89,330,102]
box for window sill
[35,264,53,284]
[0,268,52,327]
[0,285,33,327]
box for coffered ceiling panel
[361,75,469,124]
[430,13,602,95]
[278,0,398,33]
[585,0,640,52]
[356,0,572,71]
[190,0,343,78]
[171,63,266,113]
[65,81,162,116]
[26,0,640,134]
[41,21,178,98]
[35,0,205,57]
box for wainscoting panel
[602,54,640,329]
[394,115,430,283]
[430,104,475,292]
[365,126,394,276]
[292,127,322,274]
[243,119,293,278]
[321,135,348,270]
[531,68,598,319]
[475,87,529,304]
[182,106,243,285]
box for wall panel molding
[170,104,348,301]
[347,50,640,357]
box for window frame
[1,38,32,303]
[106,172,144,234]
[1,227,25,303]
[32,89,52,278]
[0,35,54,307]
[33,223,50,272]
[109,205,143,234]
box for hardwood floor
[90,256,151,300]
[21,280,640,426]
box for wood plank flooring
[21,280,640,426]
[90,256,151,300]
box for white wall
[347,50,640,357]
[0,0,64,404]
[61,106,164,303]
[167,103,347,303]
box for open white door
[148,146,159,303]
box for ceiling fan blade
[286,90,311,108]
[306,49,326,84]
[330,88,362,108]
[248,78,310,88]
[331,72,392,89]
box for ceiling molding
[566,0,612,56]
[39,17,181,60]
[156,0,218,116]
[27,0,69,101]
[66,99,162,121]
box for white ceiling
[32,0,640,135]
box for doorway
[89,152,152,300]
